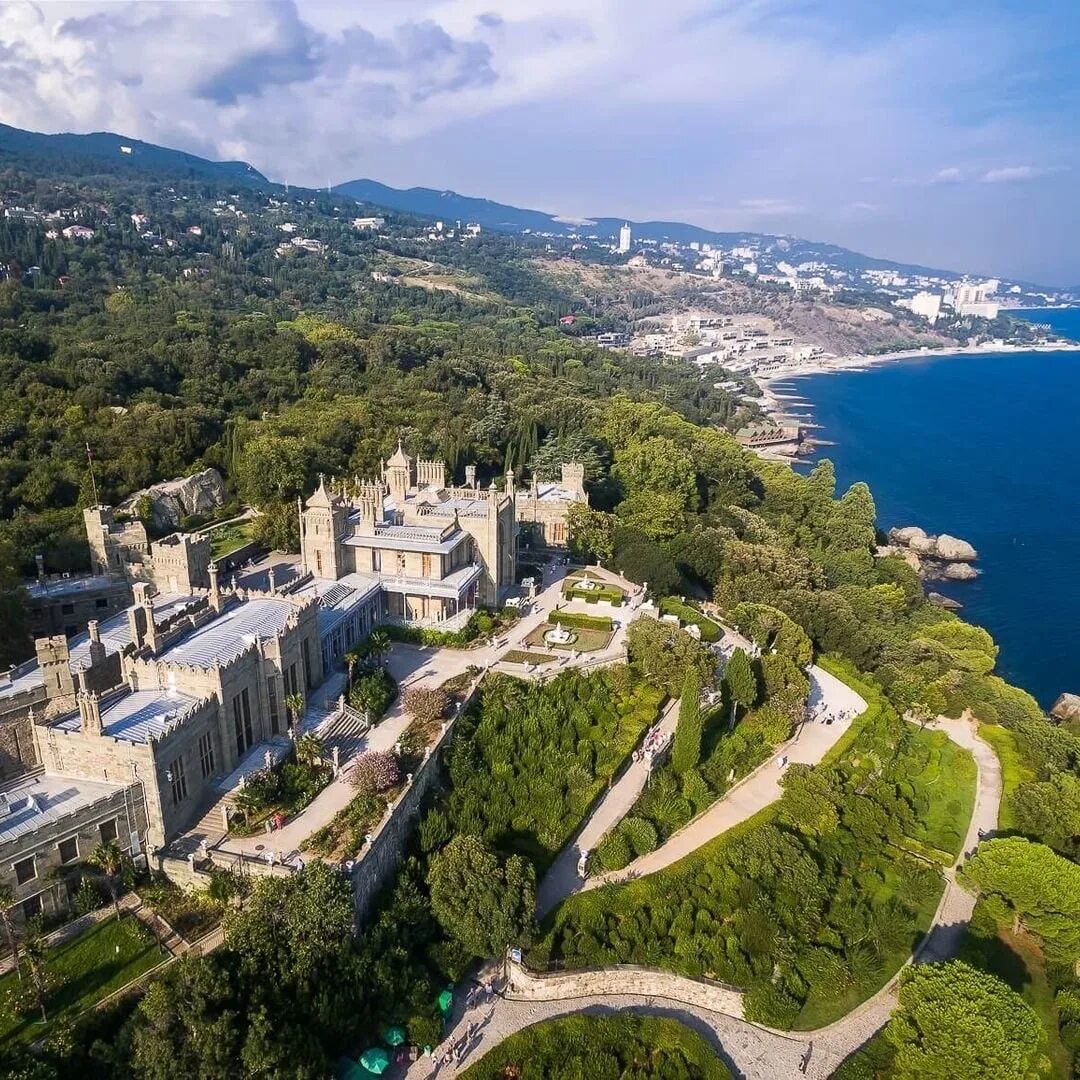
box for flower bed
[501,649,557,665]
[524,623,612,653]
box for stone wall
[504,955,745,1019]
[350,722,450,926]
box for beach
[755,339,1080,418]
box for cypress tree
[672,668,703,775]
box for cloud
[738,198,802,217]
[932,167,964,184]
[979,165,1053,183]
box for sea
[772,307,1080,708]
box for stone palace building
[0,445,587,927]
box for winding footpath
[402,712,1002,1080]
[537,663,865,917]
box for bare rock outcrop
[941,562,979,581]
[935,534,978,562]
[119,468,227,530]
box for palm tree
[85,841,126,920]
[367,629,390,667]
[294,732,324,770]
[232,785,262,829]
[285,691,306,729]
[0,883,22,980]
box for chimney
[505,469,516,498]
[209,562,223,613]
[465,464,477,489]
[36,635,74,700]
[86,619,106,668]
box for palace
[298,443,517,634]
[0,444,586,927]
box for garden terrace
[561,574,626,606]
[659,597,723,642]
[533,674,979,1030]
[524,611,616,653]
[444,669,665,873]
[0,915,161,1045]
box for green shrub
[349,667,397,718]
[596,830,632,873]
[551,610,614,631]
[621,817,658,858]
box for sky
[1,0,1078,283]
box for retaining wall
[504,956,745,1019]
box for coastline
[755,340,1080,417]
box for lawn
[207,519,255,558]
[460,1013,730,1079]
[0,915,162,1044]
[524,622,613,653]
[659,597,722,642]
[959,899,1075,1079]
[903,726,977,859]
[501,649,557,665]
[533,665,954,1031]
[562,574,625,606]
[978,722,1035,830]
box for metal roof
[52,688,200,744]
[0,592,197,701]
[0,773,126,847]
[160,597,297,669]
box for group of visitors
[632,722,671,764]
[429,980,498,1075]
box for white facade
[617,223,632,254]
[909,291,943,324]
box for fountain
[575,572,599,592]
[544,620,577,646]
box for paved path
[536,696,681,917]
[537,663,865,911]
[403,713,1001,1080]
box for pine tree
[671,668,703,775]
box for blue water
[777,334,1080,707]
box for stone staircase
[314,702,371,763]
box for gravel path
[556,663,865,901]
[401,714,1001,1080]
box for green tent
[437,988,453,1014]
[383,1025,406,1047]
[359,1048,390,1075]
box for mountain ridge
[0,123,268,185]
[335,176,969,282]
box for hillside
[336,176,966,281]
[0,123,268,185]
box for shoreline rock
[887,524,980,587]
[887,525,978,563]
[928,592,963,610]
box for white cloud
[979,165,1051,183]
[738,198,802,217]
[0,1,1075,278]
